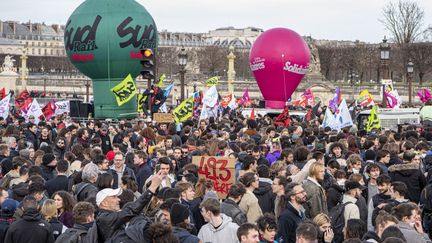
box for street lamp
[41,65,47,97]
[407,60,414,106]
[379,36,390,108]
[178,46,188,101]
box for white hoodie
[198,214,239,243]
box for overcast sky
[1,0,431,43]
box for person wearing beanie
[41,153,57,181]
[170,203,200,243]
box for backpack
[329,201,352,243]
[54,228,88,243]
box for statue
[0,55,18,75]
[2,55,15,72]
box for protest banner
[54,100,70,115]
[137,93,147,113]
[173,96,194,124]
[111,74,137,106]
[153,113,174,123]
[192,156,235,199]
[206,76,219,86]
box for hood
[125,216,148,242]
[331,183,345,193]
[208,214,234,232]
[173,227,193,241]
[12,182,29,196]
[362,231,380,242]
[22,208,42,221]
[388,163,419,175]
[254,181,272,196]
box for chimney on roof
[52,24,59,33]
[0,20,3,33]
[36,23,41,33]
[29,20,32,33]
[13,22,16,35]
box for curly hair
[147,223,179,243]
[52,191,76,213]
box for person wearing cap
[0,198,18,242]
[5,195,55,243]
[95,170,163,242]
[96,125,112,154]
[342,180,364,224]
[41,153,57,181]
[170,203,200,243]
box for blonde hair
[271,161,287,175]
[41,199,58,221]
[313,213,331,226]
[309,162,325,177]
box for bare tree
[380,0,425,44]
[197,46,226,76]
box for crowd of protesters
[0,101,430,243]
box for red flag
[15,89,33,111]
[240,88,251,106]
[0,88,5,100]
[305,109,313,122]
[250,107,256,120]
[274,106,290,127]
[41,101,55,120]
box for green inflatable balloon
[64,0,158,118]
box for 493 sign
[192,156,235,199]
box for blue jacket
[173,227,200,243]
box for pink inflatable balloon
[250,28,311,108]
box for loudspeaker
[258,100,265,108]
[79,103,94,117]
[69,100,82,118]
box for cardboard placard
[192,156,235,199]
[153,113,174,123]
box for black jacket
[276,202,305,243]
[45,175,69,197]
[220,198,247,226]
[5,208,54,243]
[53,146,66,161]
[254,179,275,214]
[49,218,65,240]
[98,132,112,154]
[95,189,154,242]
[0,155,12,176]
[41,164,56,181]
[389,163,426,203]
[327,183,344,211]
[0,215,15,243]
